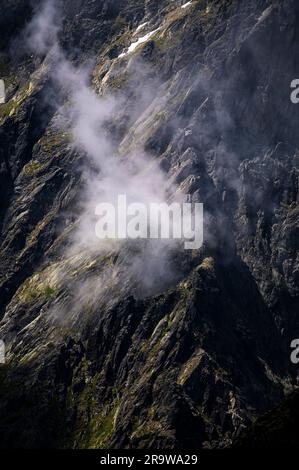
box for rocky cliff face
[0,0,298,449]
[234,389,299,448]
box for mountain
[234,390,299,448]
[0,0,298,449]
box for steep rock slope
[0,0,298,449]
[234,390,299,448]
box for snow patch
[118,28,160,59]
[181,1,193,9]
[135,22,148,34]
[257,6,273,23]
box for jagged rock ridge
[0,0,298,449]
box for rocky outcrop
[0,0,298,449]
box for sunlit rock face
[0,0,298,450]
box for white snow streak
[181,1,192,9]
[118,28,160,59]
